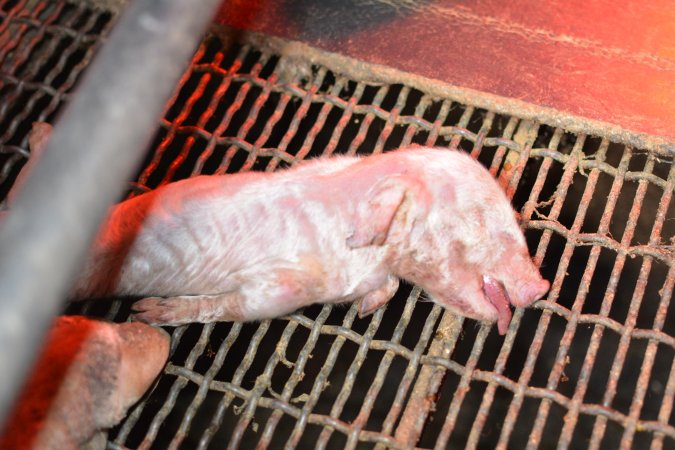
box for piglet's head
[416,149,549,334]
[348,149,549,335]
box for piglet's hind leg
[132,292,245,326]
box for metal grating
[0,0,113,201]
[0,3,673,449]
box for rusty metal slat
[393,310,462,447]
[168,323,244,449]
[196,321,273,450]
[0,3,75,134]
[287,75,347,165]
[448,105,474,151]
[399,94,431,147]
[263,66,326,171]
[469,110,496,159]
[560,148,669,449]
[344,85,389,156]
[284,307,362,448]
[495,127,565,447]
[525,144,588,448]
[0,2,109,188]
[226,60,278,174]
[135,324,217,450]
[527,135,596,447]
[143,68,550,159]
[2,10,108,167]
[426,99,452,147]
[321,79,363,158]
[163,361,408,448]
[653,304,675,450]
[553,139,615,449]
[433,325,493,449]
[256,306,334,448]
[371,85,407,153]
[213,52,266,174]
[136,40,221,186]
[164,57,261,183]
[187,50,234,176]
[345,291,440,450]
[315,307,389,449]
[228,321,302,447]
[588,149,659,449]
[618,161,673,448]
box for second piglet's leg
[358,275,399,317]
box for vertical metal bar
[168,323,243,450]
[228,321,301,448]
[495,127,565,447]
[256,306,333,448]
[552,139,613,449]
[219,60,271,174]
[617,158,672,449]
[136,39,213,186]
[433,326,493,450]
[399,94,431,146]
[136,324,216,450]
[345,288,431,450]
[197,322,273,450]
[315,304,388,449]
[0,0,221,425]
[392,309,462,447]
[469,110,495,159]
[322,80,364,157]
[343,84,388,156]
[588,148,655,449]
[524,135,592,447]
[653,328,675,450]
[283,306,360,448]
[448,105,474,151]
[371,85,407,153]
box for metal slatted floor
[0,2,673,449]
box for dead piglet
[68,147,547,334]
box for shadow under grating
[0,5,672,449]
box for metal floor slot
[0,2,673,449]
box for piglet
[0,316,169,450]
[69,146,549,334]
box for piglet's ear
[346,176,429,248]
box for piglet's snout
[515,278,550,307]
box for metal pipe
[0,0,222,423]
